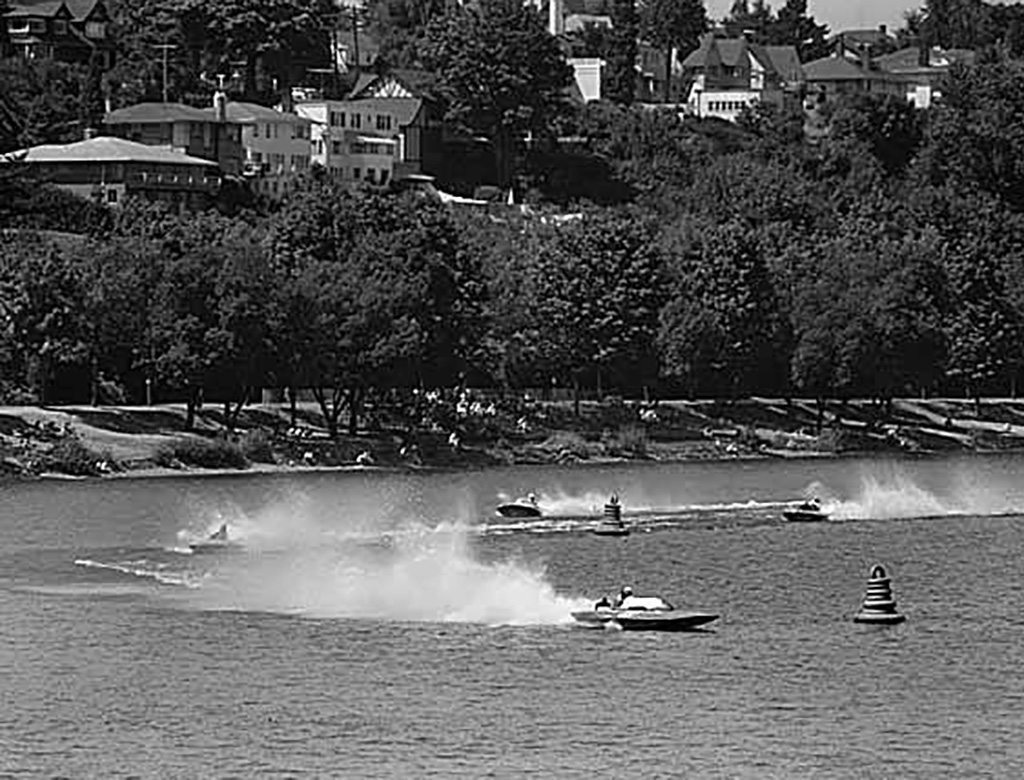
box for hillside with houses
[5,0,1024,473]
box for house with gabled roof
[345,69,444,176]
[682,34,803,121]
[4,0,114,68]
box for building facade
[102,97,243,176]
[4,0,115,67]
[683,34,803,122]
[225,101,311,199]
[1,135,220,210]
[294,98,398,188]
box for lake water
[3,454,1024,778]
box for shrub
[239,429,276,464]
[155,437,250,469]
[39,437,103,476]
[607,424,648,457]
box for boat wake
[73,496,589,626]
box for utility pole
[153,43,177,103]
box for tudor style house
[3,0,115,68]
[682,34,803,121]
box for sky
[703,1,924,34]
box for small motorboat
[782,498,829,522]
[189,523,243,553]
[572,594,719,632]
[496,494,542,518]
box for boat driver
[614,585,634,608]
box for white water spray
[178,491,588,625]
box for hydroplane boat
[496,494,542,518]
[782,498,829,522]
[189,523,243,553]
[572,594,719,632]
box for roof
[682,35,802,82]
[565,14,612,32]
[6,0,101,20]
[219,101,310,124]
[802,55,884,82]
[874,46,976,73]
[831,27,895,48]
[763,46,803,82]
[2,136,219,166]
[104,102,226,124]
[563,0,611,14]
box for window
[253,124,259,137]
[339,112,345,128]
[379,169,389,186]
[365,168,376,184]
[352,167,360,180]
[332,140,342,155]
[85,21,105,39]
[352,113,361,129]
[107,189,118,203]
[53,20,68,35]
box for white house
[294,98,398,189]
[682,34,803,122]
[224,101,312,199]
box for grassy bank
[3,396,1024,480]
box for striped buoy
[854,564,906,624]
[604,495,622,525]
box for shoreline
[5,398,1024,482]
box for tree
[769,0,830,62]
[422,0,571,188]
[913,60,1024,213]
[606,0,640,105]
[722,0,772,42]
[658,219,785,397]
[827,93,924,176]
[520,211,666,410]
[640,0,707,102]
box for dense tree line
[9,2,1024,429]
[7,60,1024,427]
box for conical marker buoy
[854,564,906,624]
[604,495,622,525]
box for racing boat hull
[496,502,542,518]
[571,609,719,632]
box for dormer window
[53,20,68,35]
[85,21,106,39]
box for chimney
[213,91,227,121]
[879,24,887,36]
[212,74,228,121]
[860,44,871,72]
[549,0,563,36]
